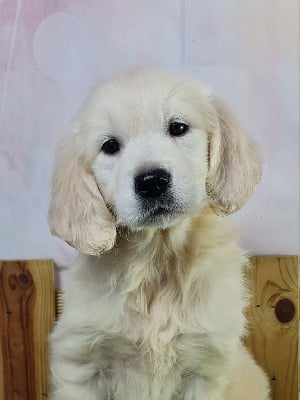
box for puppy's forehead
[84,68,212,136]
[105,71,183,118]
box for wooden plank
[245,256,298,400]
[0,260,55,400]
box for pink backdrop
[0,0,299,286]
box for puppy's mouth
[138,200,184,227]
[143,205,173,219]
[114,191,191,230]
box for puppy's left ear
[207,97,263,215]
[48,130,116,256]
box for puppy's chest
[93,277,235,378]
[127,295,181,374]
[110,270,211,374]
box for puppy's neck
[115,206,231,259]
[115,213,193,263]
[109,208,236,313]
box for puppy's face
[90,71,211,229]
[49,68,262,255]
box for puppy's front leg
[50,325,144,400]
[174,373,229,400]
[49,326,104,400]
[50,356,102,400]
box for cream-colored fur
[49,67,270,399]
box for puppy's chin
[114,193,206,231]
[135,209,183,230]
[116,204,199,231]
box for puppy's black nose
[135,168,171,199]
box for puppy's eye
[101,138,120,154]
[169,121,189,137]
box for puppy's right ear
[206,98,263,215]
[48,128,116,256]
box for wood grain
[245,256,298,400]
[0,260,55,400]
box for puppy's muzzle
[134,168,171,199]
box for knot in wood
[17,273,33,289]
[275,298,295,323]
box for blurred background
[0,0,299,287]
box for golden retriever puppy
[49,67,270,400]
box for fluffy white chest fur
[51,211,268,400]
[49,67,270,399]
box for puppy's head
[49,67,262,255]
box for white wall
[0,0,299,286]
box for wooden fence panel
[0,260,55,400]
[245,256,298,400]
